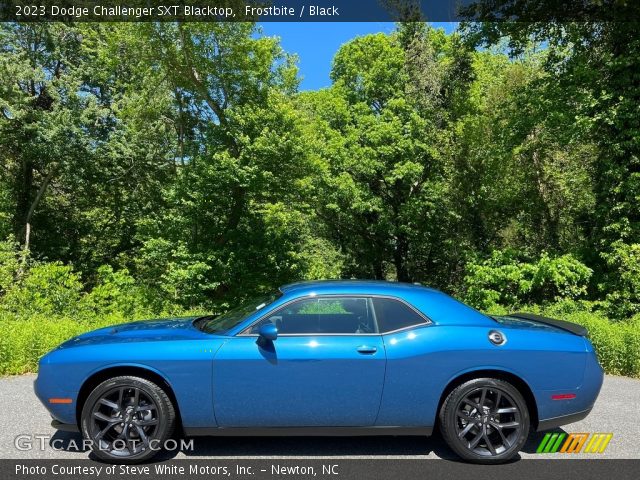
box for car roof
[280,279,438,296]
[277,280,494,327]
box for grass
[560,312,640,377]
[0,313,132,375]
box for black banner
[3,459,640,480]
[1,0,640,22]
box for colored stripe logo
[537,433,613,454]
[584,433,614,453]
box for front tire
[439,378,530,464]
[81,376,175,463]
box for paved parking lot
[1,374,638,460]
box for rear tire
[81,376,175,463]
[439,378,529,464]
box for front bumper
[34,373,78,425]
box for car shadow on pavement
[48,430,463,462]
[165,431,525,463]
[49,430,535,463]
[49,430,90,452]
[175,433,460,461]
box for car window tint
[250,297,377,335]
[372,298,427,333]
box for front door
[212,296,386,427]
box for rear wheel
[81,376,175,463]
[439,378,529,464]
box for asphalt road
[1,374,638,460]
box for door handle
[356,345,377,354]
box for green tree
[463,11,640,314]
[451,49,597,257]
[0,23,176,277]
[303,28,466,285]
[132,23,326,308]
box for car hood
[56,316,206,349]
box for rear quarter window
[372,297,428,333]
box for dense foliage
[0,21,639,375]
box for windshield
[196,292,282,334]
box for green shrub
[136,238,216,310]
[82,265,151,319]
[0,236,21,294]
[600,241,640,319]
[0,313,137,375]
[2,262,83,316]
[0,257,198,375]
[622,316,640,376]
[463,250,592,311]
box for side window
[248,297,377,335]
[372,298,427,333]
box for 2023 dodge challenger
[35,280,603,464]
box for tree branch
[25,165,57,227]
[22,163,57,256]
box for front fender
[35,338,224,428]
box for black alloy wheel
[81,376,175,463]
[439,378,530,464]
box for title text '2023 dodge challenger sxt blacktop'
[35,280,603,463]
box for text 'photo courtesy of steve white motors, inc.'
[13,461,340,478]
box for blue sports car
[35,280,603,464]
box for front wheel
[439,378,530,464]
[81,376,175,463]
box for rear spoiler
[509,312,588,337]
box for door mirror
[258,322,278,341]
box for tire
[80,376,175,463]
[439,378,530,464]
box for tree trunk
[373,257,384,280]
[14,159,33,243]
[215,184,246,247]
[17,165,57,274]
[394,231,410,282]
